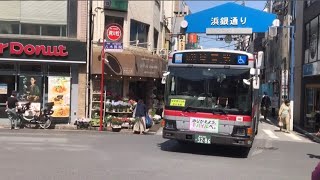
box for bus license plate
[194,134,211,144]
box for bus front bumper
[163,129,253,147]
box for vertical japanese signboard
[48,76,71,118]
[104,23,123,52]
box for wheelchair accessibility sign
[237,55,248,65]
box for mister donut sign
[105,23,122,42]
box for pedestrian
[6,90,19,130]
[278,99,291,133]
[261,92,271,121]
[312,162,320,180]
[133,99,147,135]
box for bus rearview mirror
[256,51,264,69]
[161,76,166,84]
[253,76,260,89]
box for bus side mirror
[253,76,260,89]
[256,51,264,69]
[161,71,170,84]
[250,68,260,75]
[161,76,166,84]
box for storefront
[302,61,320,132]
[301,13,320,132]
[90,47,164,119]
[0,37,86,124]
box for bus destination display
[173,52,249,65]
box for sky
[185,0,267,49]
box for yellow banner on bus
[170,99,186,107]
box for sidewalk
[262,116,320,143]
[0,118,10,129]
[0,118,163,135]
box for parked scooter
[7,102,54,129]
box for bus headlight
[233,126,249,137]
[164,120,176,130]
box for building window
[304,15,320,64]
[130,20,150,48]
[105,15,124,27]
[310,17,318,62]
[0,21,19,34]
[19,64,42,73]
[48,65,70,76]
[41,25,64,37]
[21,24,40,35]
[305,23,310,63]
[0,1,67,37]
[154,28,159,50]
[304,86,320,131]
[0,23,67,37]
[0,64,15,71]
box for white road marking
[284,133,302,141]
[262,129,279,139]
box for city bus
[161,48,263,151]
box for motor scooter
[7,102,54,129]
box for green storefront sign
[104,0,128,12]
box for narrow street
[0,119,318,180]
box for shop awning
[92,47,136,76]
[133,52,163,78]
[92,47,164,78]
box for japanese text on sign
[189,118,219,133]
[211,17,247,26]
[169,99,186,107]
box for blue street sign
[185,2,276,33]
[104,42,123,52]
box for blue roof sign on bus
[184,3,276,33]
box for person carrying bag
[132,100,147,135]
[278,99,291,133]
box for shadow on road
[308,154,320,159]
[158,140,250,158]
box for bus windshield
[165,67,252,115]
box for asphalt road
[0,119,319,180]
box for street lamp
[269,20,295,131]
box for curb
[293,124,320,143]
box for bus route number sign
[173,52,248,65]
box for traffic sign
[105,24,122,42]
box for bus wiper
[212,108,227,115]
[183,106,198,112]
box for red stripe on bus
[164,109,252,122]
[249,58,254,61]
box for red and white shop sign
[106,24,122,42]
[0,42,68,57]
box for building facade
[257,0,294,118]
[89,0,172,119]
[294,0,320,132]
[0,0,88,124]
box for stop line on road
[261,129,306,142]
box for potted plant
[104,115,113,127]
[111,117,122,132]
[105,101,112,112]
